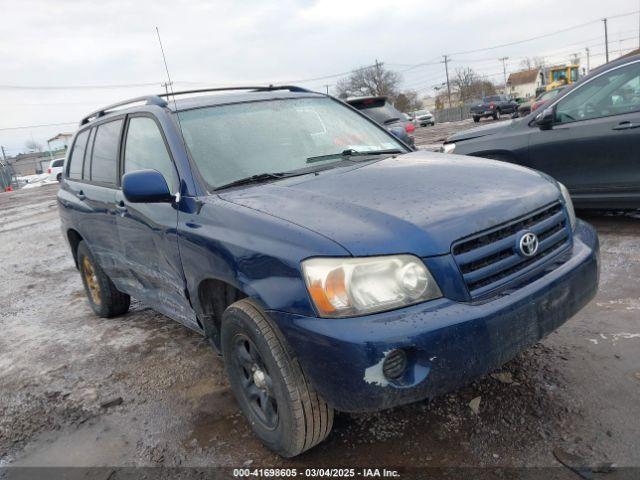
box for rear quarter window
[67,130,89,180]
[90,120,123,185]
[52,159,65,168]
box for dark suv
[59,86,599,457]
[346,96,416,147]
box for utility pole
[585,47,591,74]
[442,55,452,108]
[323,84,330,95]
[0,146,6,162]
[499,57,509,94]
[603,18,609,63]
[161,81,172,95]
[373,59,382,95]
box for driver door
[527,60,640,199]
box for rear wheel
[56,173,62,182]
[493,109,501,120]
[221,299,333,457]
[473,116,480,123]
[77,241,130,318]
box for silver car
[414,109,435,127]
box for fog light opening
[382,349,408,380]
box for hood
[446,119,518,143]
[219,151,561,257]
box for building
[507,69,543,99]
[47,133,73,154]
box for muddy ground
[1,125,639,475]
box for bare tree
[453,68,478,103]
[394,90,422,113]
[453,68,496,103]
[520,57,545,70]
[24,139,43,152]
[335,62,401,99]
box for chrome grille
[452,202,571,298]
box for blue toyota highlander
[58,86,599,457]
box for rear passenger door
[64,120,125,283]
[115,114,197,328]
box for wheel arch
[67,229,84,269]
[196,277,249,350]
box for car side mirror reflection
[535,107,555,129]
[122,169,174,203]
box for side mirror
[122,169,174,203]
[534,107,555,129]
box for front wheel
[473,116,480,123]
[221,299,333,457]
[493,109,501,120]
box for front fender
[178,196,349,317]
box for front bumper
[270,220,599,412]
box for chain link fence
[0,162,16,190]
[433,105,472,123]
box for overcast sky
[1,0,638,154]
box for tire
[493,109,501,120]
[473,116,480,123]
[56,173,62,182]
[221,299,334,457]
[76,241,130,318]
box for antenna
[155,26,186,199]
[155,27,178,109]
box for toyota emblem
[517,232,539,257]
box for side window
[67,130,89,180]
[556,61,640,124]
[91,120,123,185]
[82,128,96,180]
[123,117,178,192]
[52,159,64,168]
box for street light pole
[585,47,591,74]
[499,57,509,94]
[442,55,452,108]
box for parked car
[413,109,435,127]
[59,86,599,457]
[470,95,519,122]
[518,87,567,116]
[47,157,65,182]
[443,54,640,209]
[346,96,415,147]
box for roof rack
[156,85,313,99]
[80,95,168,125]
[80,85,315,126]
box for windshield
[415,110,430,116]
[353,101,404,124]
[177,97,405,190]
[483,96,501,102]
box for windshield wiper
[214,172,298,190]
[306,148,404,164]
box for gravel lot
[1,121,639,475]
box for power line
[0,122,76,132]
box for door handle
[76,190,86,200]
[612,121,640,130]
[116,200,127,212]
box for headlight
[442,143,456,154]
[558,182,576,231]
[302,255,442,318]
